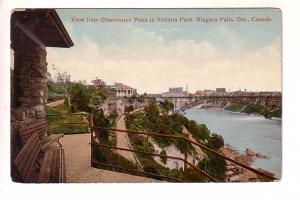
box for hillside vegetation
[124,101,226,181]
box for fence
[90,116,277,182]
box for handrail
[91,126,277,181]
[91,128,215,182]
[92,126,185,140]
[93,143,186,162]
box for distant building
[195,90,205,96]
[216,88,226,93]
[215,88,227,96]
[204,90,215,96]
[109,83,137,97]
[169,87,183,93]
[161,87,189,98]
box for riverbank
[221,146,275,182]
[224,102,281,119]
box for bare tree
[51,64,72,108]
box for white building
[110,83,137,97]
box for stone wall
[11,34,48,122]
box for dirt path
[115,107,145,164]
[61,133,160,182]
[46,99,65,108]
[115,116,137,164]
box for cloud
[159,28,181,33]
[47,26,281,93]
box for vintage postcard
[10,8,281,183]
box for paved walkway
[61,133,160,183]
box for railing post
[184,138,187,182]
[90,114,94,167]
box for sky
[47,8,282,94]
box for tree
[159,100,174,114]
[51,64,72,108]
[68,82,91,112]
[144,102,160,125]
[207,133,224,150]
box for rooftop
[110,83,134,90]
[11,9,74,48]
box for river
[184,107,282,179]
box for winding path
[115,107,145,164]
[115,115,137,164]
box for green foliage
[160,149,167,165]
[207,133,224,150]
[159,100,174,114]
[224,103,245,112]
[125,105,134,113]
[243,104,268,115]
[171,114,190,128]
[89,92,101,113]
[47,80,65,94]
[68,83,91,112]
[124,103,227,182]
[226,103,282,119]
[198,151,226,181]
[93,146,138,173]
[47,95,64,102]
[186,120,210,142]
[144,102,160,125]
[186,168,210,182]
[92,109,112,142]
[45,104,89,134]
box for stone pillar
[11,36,48,121]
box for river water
[184,108,282,179]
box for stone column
[11,36,48,121]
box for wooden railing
[90,118,277,182]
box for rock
[18,97,31,103]
[227,170,234,176]
[227,165,235,170]
[245,148,256,156]
[229,175,240,182]
[36,111,46,119]
[33,105,44,112]
[11,109,24,121]
[32,90,44,97]
[256,153,268,158]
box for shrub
[129,133,144,146]
[187,120,210,142]
[198,151,226,181]
[207,133,224,150]
[160,149,167,165]
[125,105,134,113]
[144,102,160,124]
[68,82,91,112]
